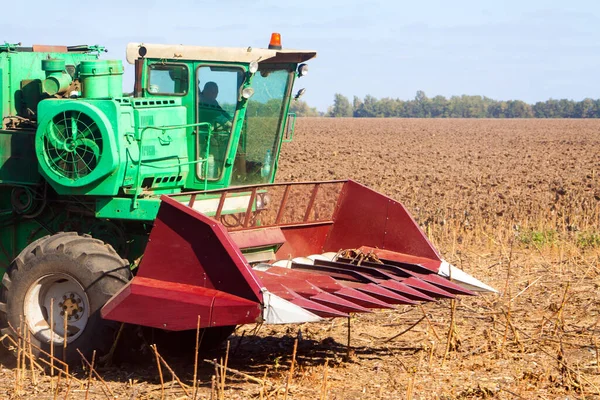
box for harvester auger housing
[0,37,495,365]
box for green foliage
[288,99,320,117]
[576,232,600,249]
[517,229,558,247]
[329,93,353,117]
[516,229,600,249]
[323,91,600,118]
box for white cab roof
[126,43,316,65]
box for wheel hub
[58,292,84,321]
[24,273,91,344]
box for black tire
[0,232,131,365]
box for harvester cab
[125,37,315,195]
[0,35,495,365]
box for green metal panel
[95,197,161,220]
[123,98,189,197]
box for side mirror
[283,112,296,143]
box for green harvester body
[0,41,314,270]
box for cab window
[147,64,188,95]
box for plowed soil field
[2,118,599,399]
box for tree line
[290,91,600,118]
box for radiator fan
[44,111,103,180]
[36,102,118,190]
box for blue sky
[4,0,600,111]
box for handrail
[168,179,348,197]
[170,180,346,231]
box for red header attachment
[269,32,282,50]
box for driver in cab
[198,81,232,131]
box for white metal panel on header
[261,289,322,324]
[438,260,498,293]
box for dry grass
[1,118,599,399]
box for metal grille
[43,111,102,180]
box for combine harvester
[0,34,495,364]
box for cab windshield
[232,66,293,185]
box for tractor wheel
[0,232,131,365]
